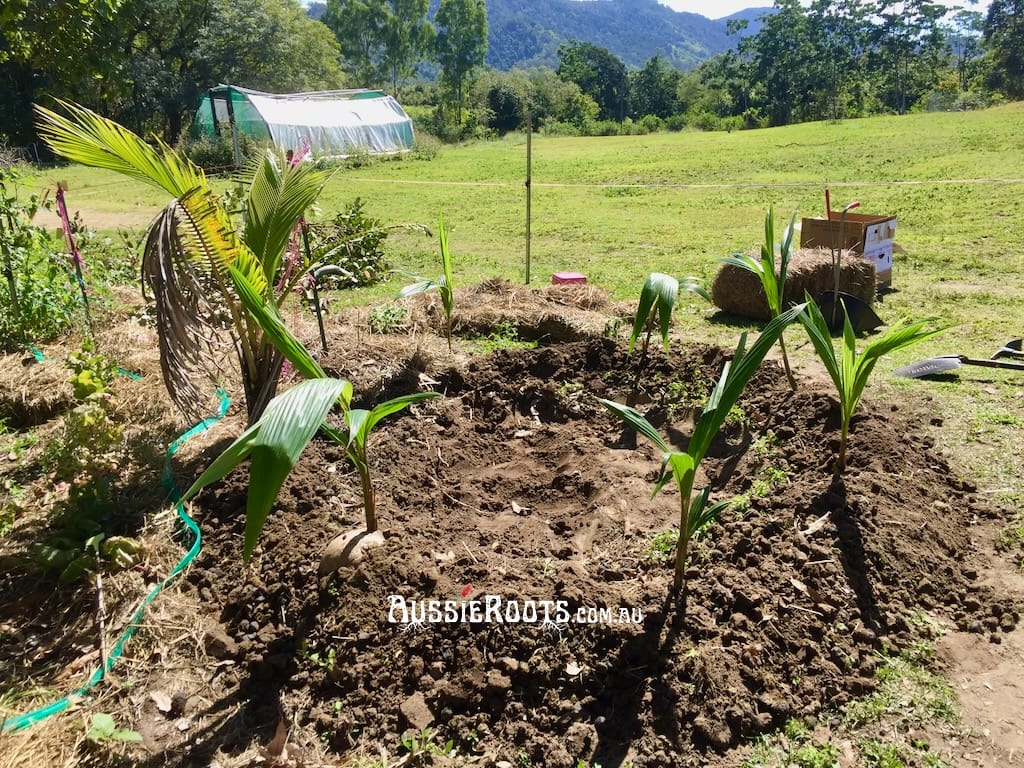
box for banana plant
[35,100,331,424]
[600,303,805,615]
[719,207,798,390]
[629,272,709,398]
[798,297,944,475]
[396,213,455,351]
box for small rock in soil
[399,691,434,731]
[202,626,238,659]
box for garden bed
[170,334,1015,767]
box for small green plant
[399,727,455,765]
[798,297,944,474]
[308,197,423,289]
[599,303,804,612]
[628,272,709,398]
[476,319,534,353]
[368,304,408,334]
[183,376,438,560]
[86,712,143,743]
[860,741,905,768]
[397,213,456,350]
[0,167,79,348]
[720,208,799,390]
[647,528,679,564]
[66,339,119,399]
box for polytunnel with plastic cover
[191,85,415,163]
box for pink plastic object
[552,272,587,285]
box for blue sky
[657,0,990,21]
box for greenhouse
[192,85,415,160]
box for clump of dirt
[171,336,1017,767]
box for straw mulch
[711,247,877,321]
[400,278,617,343]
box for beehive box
[800,213,896,287]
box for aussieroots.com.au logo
[386,585,645,633]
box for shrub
[308,198,391,288]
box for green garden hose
[1,389,229,732]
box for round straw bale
[711,248,876,321]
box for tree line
[1,0,1022,149]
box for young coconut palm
[629,272,708,398]
[719,207,799,390]
[396,212,456,351]
[35,100,331,424]
[600,303,805,616]
[798,297,944,474]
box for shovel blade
[893,355,963,379]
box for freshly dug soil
[174,336,1016,767]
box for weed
[647,529,679,564]
[843,656,957,730]
[86,712,142,743]
[368,304,408,334]
[477,319,534,353]
[399,727,454,765]
[860,741,905,768]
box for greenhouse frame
[192,85,415,163]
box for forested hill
[304,0,772,72]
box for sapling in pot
[719,207,798,391]
[798,296,944,474]
[599,303,805,616]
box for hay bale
[711,247,876,321]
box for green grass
[21,104,1024,510]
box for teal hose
[1,390,230,732]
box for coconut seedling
[181,287,439,565]
[719,207,798,390]
[600,303,805,615]
[397,213,455,351]
[798,296,944,474]
[629,272,709,399]
[35,101,331,424]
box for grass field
[22,102,1024,502]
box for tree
[805,0,871,120]
[947,8,984,91]
[379,0,434,94]
[556,40,628,122]
[0,0,123,142]
[630,56,681,119]
[323,0,386,87]
[869,0,949,114]
[434,0,488,124]
[983,0,1024,99]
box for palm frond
[35,100,206,199]
[243,155,330,285]
[141,203,233,421]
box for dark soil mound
[178,338,1015,767]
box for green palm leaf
[182,378,350,561]
[35,100,205,199]
[630,273,678,353]
[242,155,330,286]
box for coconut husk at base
[712,247,876,321]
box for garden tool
[992,338,1024,360]
[893,354,1024,379]
[818,198,882,333]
